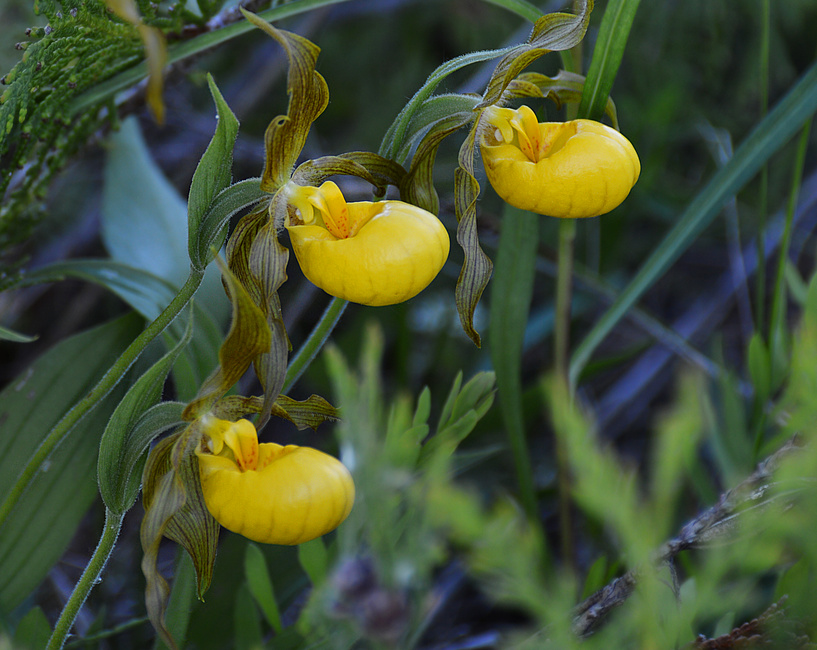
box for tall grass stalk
[755,0,771,332]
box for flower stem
[47,508,125,650]
[283,297,348,393]
[555,219,577,386]
[0,270,203,531]
[554,217,577,566]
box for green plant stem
[47,508,125,650]
[755,0,771,334]
[552,35,584,566]
[283,297,348,393]
[555,219,577,383]
[752,119,812,461]
[554,217,577,566]
[770,120,811,342]
[490,210,539,522]
[0,270,203,531]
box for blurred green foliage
[1,0,817,647]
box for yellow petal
[287,197,450,306]
[197,442,355,545]
[480,106,640,219]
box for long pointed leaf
[570,59,817,387]
[194,178,268,269]
[188,75,240,271]
[103,117,189,288]
[97,309,191,514]
[0,325,37,343]
[489,208,538,518]
[0,315,142,612]
[18,259,177,321]
[578,0,641,121]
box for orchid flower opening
[284,181,450,306]
[479,105,640,218]
[195,416,354,545]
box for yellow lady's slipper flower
[479,105,640,218]
[284,181,450,306]
[195,417,354,545]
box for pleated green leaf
[0,315,141,613]
[193,178,269,271]
[380,46,519,161]
[103,117,188,288]
[9,258,219,405]
[188,74,240,271]
[17,259,177,321]
[570,59,817,387]
[390,94,481,163]
[401,112,474,215]
[98,305,190,512]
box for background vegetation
[1,0,817,648]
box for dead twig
[571,437,806,638]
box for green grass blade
[244,543,282,634]
[578,0,641,121]
[489,208,539,520]
[0,315,141,612]
[0,325,37,343]
[756,0,771,332]
[770,120,811,352]
[477,0,541,23]
[570,59,817,389]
